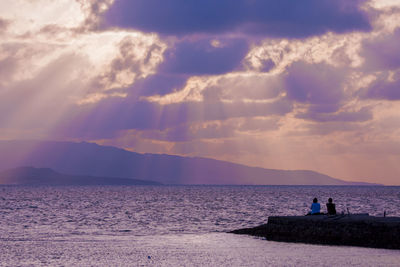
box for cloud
[360,72,400,100]
[362,29,400,71]
[285,61,346,113]
[0,0,87,36]
[0,20,167,105]
[0,18,9,32]
[203,73,283,101]
[0,1,169,140]
[159,37,249,75]
[281,61,376,123]
[244,30,366,77]
[77,0,115,30]
[296,107,373,122]
[132,73,189,97]
[143,72,284,105]
[103,0,371,37]
[84,34,166,97]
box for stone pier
[230,214,400,249]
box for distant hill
[0,140,380,185]
[0,166,161,186]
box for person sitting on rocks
[310,197,321,215]
[326,197,336,215]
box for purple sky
[1,0,400,184]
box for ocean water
[1,185,400,266]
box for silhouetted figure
[310,197,321,215]
[326,198,336,215]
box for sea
[1,185,400,266]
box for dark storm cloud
[104,0,371,38]
[159,38,249,75]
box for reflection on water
[2,233,400,266]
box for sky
[1,0,400,185]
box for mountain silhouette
[0,140,379,185]
[0,166,161,185]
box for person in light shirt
[310,197,321,215]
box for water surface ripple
[1,185,399,240]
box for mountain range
[0,166,160,186]
[0,140,379,185]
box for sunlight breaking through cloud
[1,0,400,184]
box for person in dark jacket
[326,198,336,215]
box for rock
[230,214,400,249]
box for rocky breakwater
[230,214,400,249]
